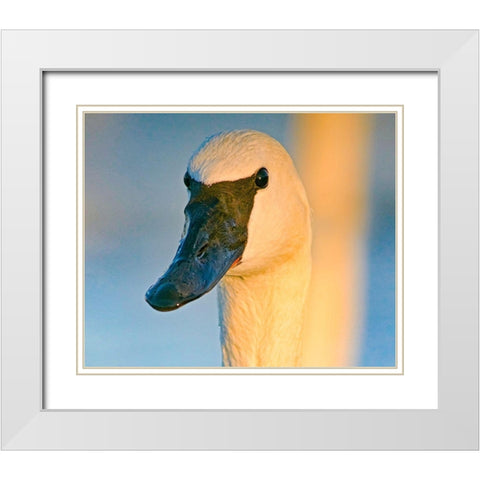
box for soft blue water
[360,114,397,366]
[84,113,396,367]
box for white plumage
[188,130,312,367]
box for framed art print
[1,30,478,449]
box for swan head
[145,130,311,312]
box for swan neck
[218,248,311,367]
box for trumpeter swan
[146,130,312,367]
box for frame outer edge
[438,31,479,446]
[1,29,479,450]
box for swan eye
[255,167,269,189]
[184,172,191,188]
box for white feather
[188,130,312,367]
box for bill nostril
[196,243,209,260]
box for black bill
[145,173,259,312]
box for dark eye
[255,167,269,189]
[183,171,191,188]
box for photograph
[81,109,398,369]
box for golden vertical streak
[295,114,374,367]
